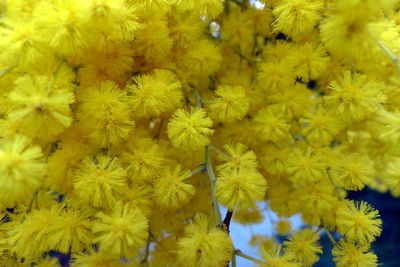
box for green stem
[324,228,336,245]
[141,234,151,266]
[0,55,19,79]
[192,89,202,108]
[205,144,223,227]
[378,41,400,75]
[235,249,264,264]
[47,60,65,93]
[209,144,232,160]
[231,251,237,267]
[191,163,206,176]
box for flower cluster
[1,0,399,266]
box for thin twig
[324,228,337,245]
[235,249,264,264]
[191,163,206,176]
[47,60,65,93]
[223,210,234,234]
[205,144,223,227]
[378,41,400,75]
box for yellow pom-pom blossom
[77,81,134,147]
[128,69,183,118]
[176,215,233,267]
[325,71,386,122]
[272,0,324,39]
[287,148,326,185]
[283,229,322,266]
[182,39,222,78]
[0,135,45,206]
[209,84,250,123]
[93,202,148,258]
[331,153,374,191]
[256,244,298,267]
[384,157,400,196]
[167,107,214,151]
[332,239,378,267]
[276,219,291,236]
[337,201,382,245]
[73,155,127,208]
[120,137,165,182]
[300,105,342,145]
[7,75,75,141]
[216,168,267,211]
[253,105,291,143]
[154,165,195,208]
[216,143,258,173]
[9,204,92,260]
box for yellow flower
[257,244,298,267]
[331,153,374,191]
[73,155,127,208]
[283,229,322,266]
[77,80,134,147]
[128,69,183,118]
[216,142,258,173]
[325,71,386,122]
[216,168,267,211]
[209,84,250,123]
[93,202,148,258]
[176,215,233,267]
[332,239,378,267]
[7,75,75,141]
[253,105,291,143]
[154,165,195,208]
[0,135,45,206]
[276,219,291,236]
[167,107,214,151]
[287,148,326,184]
[337,201,382,245]
[272,0,324,39]
[120,137,165,182]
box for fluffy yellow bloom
[283,229,322,266]
[182,40,222,77]
[167,108,214,151]
[47,144,92,194]
[93,202,148,258]
[287,148,326,184]
[77,81,134,146]
[289,43,329,80]
[0,135,45,206]
[209,84,250,123]
[332,239,378,267]
[154,165,195,208]
[384,157,400,196]
[257,244,298,267]
[73,155,127,208]
[9,205,92,260]
[325,71,386,122]
[272,0,324,39]
[128,69,183,118]
[253,105,291,143]
[276,219,291,236]
[300,105,342,145]
[33,0,90,58]
[7,75,75,141]
[120,137,165,182]
[216,143,258,173]
[337,201,382,245]
[331,153,374,191]
[176,215,233,267]
[216,168,267,210]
